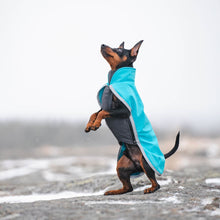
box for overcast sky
[0,0,219,131]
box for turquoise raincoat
[97,67,165,175]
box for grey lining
[97,85,106,106]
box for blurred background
[0,0,219,184]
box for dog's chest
[101,86,120,111]
[101,86,113,111]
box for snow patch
[205,178,220,185]
[0,190,105,204]
[85,200,158,205]
[159,196,181,204]
[158,177,172,186]
[0,157,116,181]
[0,213,21,220]
[210,208,220,216]
[134,185,150,192]
[202,198,213,205]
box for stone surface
[0,136,219,219]
[0,167,219,220]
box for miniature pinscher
[85,41,180,195]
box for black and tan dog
[85,41,180,195]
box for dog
[85,41,180,195]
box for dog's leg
[85,111,101,132]
[90,110,110,131]
[104,155,134,195]
[140,157,160,193]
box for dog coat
[97,67,165,175]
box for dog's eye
[117,49,123,53]
[116,48,123,56]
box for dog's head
[101,40,143,71]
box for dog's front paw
[144,184,160,194]
[90,121,101,131]
[85,122,93,132]
[85,126,91,132]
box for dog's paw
[144,184,160,194]
[90,122,101,131]
[85,124,92,132]
[84,127,91,132]
[104,191,114,196]
[104,188,133,195]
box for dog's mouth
[102,51,114,58]
[101,45,114,58]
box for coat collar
[108,67,136,85]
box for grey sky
[0,0,219,131]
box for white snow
[202,198,220,217]
[85,200,157,205]
[0,156,116,181]
[0,213,21,220]
[205,178,220,185]
[202,198,213,205]
[210,208,220,216]
[134,185,150,192]
[158,177,172,186]
[159,196,181,204]
[0,190,105,204]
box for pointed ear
[119,42,125,49]
[130,40,144,57]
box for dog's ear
[119,42,125,49]
[130,40,143,57]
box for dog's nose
[101,44,106,48]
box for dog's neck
[108,64,134,83]
[116,62,133,70]
[107,67,136,85]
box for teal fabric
[97,67,165,175]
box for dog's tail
[164,131,180,159]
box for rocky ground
[0,136,219,220]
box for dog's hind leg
[104,155,135,195]
[140,157,160,194]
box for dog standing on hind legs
[85,40,180,195]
